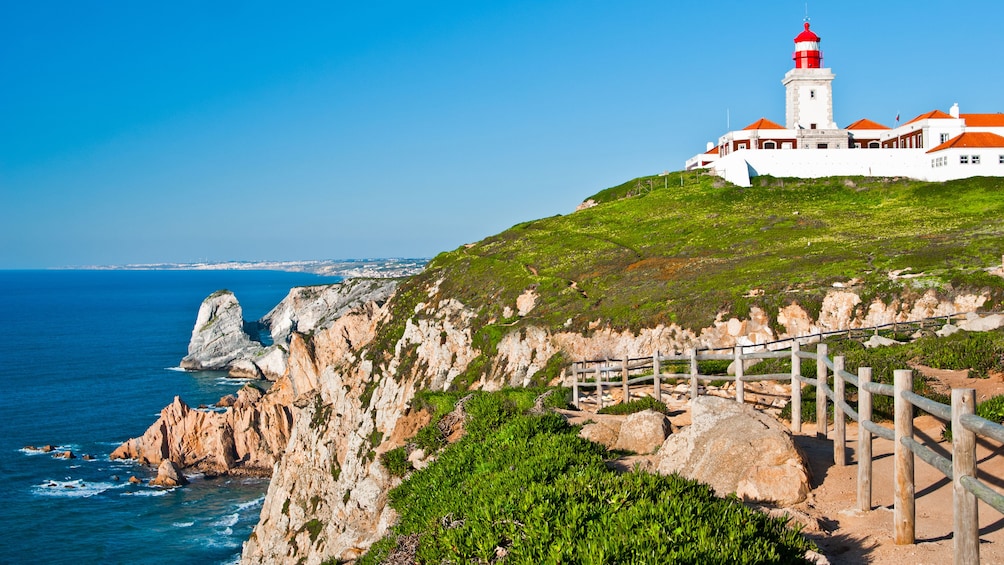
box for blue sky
[3,1,1003,268]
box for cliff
[238,175,1004,563]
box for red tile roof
[926,132,1004,153]
[904,110,954,125]
[845,118,890,130]
[705,146,718,155]
[962,113,1004,127]
[742,117,785,130]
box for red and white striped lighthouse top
[792,22,822,69]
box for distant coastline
[52,258,429,279]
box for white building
[685,22,1004,186]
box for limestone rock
[150,459,188,487]
[261,278,398,347]
[180,290,263,371]
[229,358,265,380]
[936,323,960,337]
[959,312,1004,332]
[613,410,671,454]
[864,334,899,348]
[128,476,141,484]
[656,396,810,506]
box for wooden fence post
[952,388,979,564]
[894,369,915,545]
[791,342,802,433]
[572,364,580,409]
[834,356,846,466]
[653,351,661,403]
[858,367,873,511]
[622,355,630,404]
[734,346,745,404]
[689,349,699,400]
[816,343,829,440]
[595,365,604,409]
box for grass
[358,389,815,564]
[364,173,1004,389]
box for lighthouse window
[972,155,981,164]
[960,155,969,164]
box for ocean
[0,269,346,565]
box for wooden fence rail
[569,311,1004,565]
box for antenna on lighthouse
[804,3,810,23]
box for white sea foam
[235,495,266,512]
[172,522,195,528]
[121,489,170,497]
[165,366,189,372]
[33,479,123,498]
[214,513,239,528]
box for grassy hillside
[417,172,1004,333]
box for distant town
[61,258,428,278]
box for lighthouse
[782,21,838,137]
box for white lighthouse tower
[782,22,841,147]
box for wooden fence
[569,312,1004,565]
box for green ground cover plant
[597,396,669,415]
[367,173,1004,387]
[360,389,815,564]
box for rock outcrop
[180,290,264,372]
[656,396,811,506]
[110,381,294,476]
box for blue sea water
[0,270,343,565]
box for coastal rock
[110,381,293,476]
[150,459,188,487]
[128,476,141,484]
[180,290,264,371]
[579,421,621,449]
[655,396,810,506]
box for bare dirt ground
[575,367,1004,564]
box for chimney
[706,141,715,152]
[950,102,960,118]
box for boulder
[229,358,265,380]
[656,396,810,506]
[150,460,188,487]
[579,421,621,449]
[54,450,75,459]
[128,476,141,484]
[959,313,1004,333]
[864,334,899,348]
[613,410,672,454]
[216,394,238,408]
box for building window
[941,133,950,144]
[973,155,981,164]
[817,143,828,149]
[999,155,1004,164]
[810,123,817,130]
[917,136,923,149]
[810,89,816,99]
[960,155,969,164]
[869,141,880,148]
[737,142,747,150]
[782,142,793,149]
[763,141,776,149]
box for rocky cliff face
[112,279,399,479]
[239,283,992,564]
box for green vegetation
[358,389,815,564]
[945,394,1004,441]
[379,447,411,477]
[597,396,669,415]
[759,330,1004,422]
[365,173,1004,388]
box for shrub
[597,396,669,415]
[380,447,412,478]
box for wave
[213,513,239,528]
[172,522,195,528]
[165,366,189,372]
[121,488,170,497]
[235,495,266,512]
[32,479,123,498]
